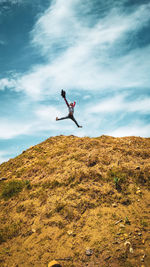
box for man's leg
[70,115,82,128]
[56,115,69,121]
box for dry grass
[0,135,150,266]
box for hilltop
[0,135,150,267]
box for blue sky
[0,0,150,163]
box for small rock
[104,255,111,261]
[112,241,120,244]
[85,248,93,256]
[136,190,141,194]
[116,248,121,252]
[124,241,134,254]
[142,239,145,244]
[135,166,140,170]
[117,232,122,235]
[115,219,123,225]
[112,203,117,207]
[0,177,7,181]
[129,247,134,253]
[124,233,128,238]
[141,254,146,262]
[67,230,73,236]
[32,229,36,233]
[124,241,131,247]
[48,260,62,267]
[67,230,76,236]
[138,232,142,236]
[119,224,125,228]
[135,228,140,232]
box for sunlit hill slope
[0,135,150,267]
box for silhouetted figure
[56,90,82,128]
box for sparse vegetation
[0,179,31,200]
[1,180,24,200]
[0,221,22,244]
[108,167,128,192]
[140,219,148,227]
[0,135,150,266]
[55,202,65,213]
[125,216,131,225]
[16,204,26,213]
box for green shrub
[1,180,24,200]
[140,219,148,227]
[24,180,31,189]
[0,222,21,244]
[51,180,61,188]
[1,179,31,200]
[125,217,131,225]
[108,168,127,191]
[114,177,122,191]
[42,180,62,189]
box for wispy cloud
[1,0,150,98]
[109,123,150,137]
[0,103,71,139]
[0,78,16,91]
[89,94,150,114]
[0,119,32,139]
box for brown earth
[0,135,150,267]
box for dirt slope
[0,135,150,267]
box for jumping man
[56,90,82,128]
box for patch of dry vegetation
[0,135,150,266]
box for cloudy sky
[0,0,150,163]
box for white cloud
[32,0,150,55]
[0,103,71,139]
[31,0,81,56]
[0,78,16,91]
[89,94,150,114]
[0,118,48,139]
[109,123,150,137]
[1,0,150,98]
[34,105,61,121]
[0,119,32,139]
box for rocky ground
[0,135,150,267]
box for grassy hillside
[0,135,150,267]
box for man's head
[70,103,73,107]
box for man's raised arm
[61,90,69,107]
[64,97,69,107]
